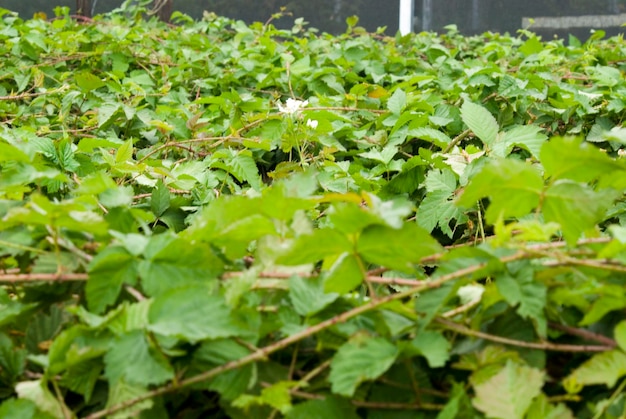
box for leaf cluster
[2,8,626,419]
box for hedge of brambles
[2,5,626,418]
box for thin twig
[548,322,617,347]
[0,273,88,283]
[83,252,525,419]
[435,318,612,352]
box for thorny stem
[435,317,613,352]
[82,253,523,419]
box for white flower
[278,98,309,115]
[306,119,318,129]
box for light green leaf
[387,88,407,115]
[87,247,138,314]
[276,229,353,266]
[614,321,626,352]
[461,101,499,148]
[106,380,153,419]
[75,71,105,92]
[411,330,450,368]
[525,393,574,419]
[329,336,398,397]
[289,275,339,316]
[472,360,544,419]
[458,158,543,223]
[540,136,626,182]
[104,330,173,386]
[139,234,223,296]
[230,153,262,191]
[496,267,547,336]
[0,398,55,419]
[323,252,364,294]
[564,350,626,389]
[151,180,170,217]
[495,124,547,158]
[97,102,122,128]
[543,181,618,245]
[148,286,241,342]
[408,127,451,148]
[15,380,65,419]
[357,223,442,272]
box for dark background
[2,0,625,39]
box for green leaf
[472,360,544,419]
[15,380,65,419]
[458,158,543,223]
[494,124,547,158]
[0,332,26,384]
[286,396,359,419]
[564,350,626,389]
[151,179,170,217]
[289,275,339,316]
[148,285,241,342]
[98,102,122,128]
[276,229,353,266]
[540,136,626,182]
[104,330,174,386]
[323,252,364,294]
[230,153,262,191]
[0,398,55,419]
[387,88,407,115]
[543,181,617,244]
[87,246,138,314]
[329,336,398,397]
[525,393,574,419]
[614,321,626,352]
[461,101,499,148]
[115,139,134,164]
[411,330,450,368]
[357,223,442,272]
[106,380,153,419]
[75,71,105,92]
[139,235,223,296]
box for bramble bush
[1,4,626,419]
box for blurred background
[2,0,626,40]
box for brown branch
[0,273,88,283]
[83,252,527,419]
[288,389,444,410]
[549,322,617,347]
[435,318,612,352]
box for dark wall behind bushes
[2,0,625,38]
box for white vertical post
[399,0,414,35]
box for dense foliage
[2,4,626,418]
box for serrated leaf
[148,286,242,342]
[543,181,618,244]
[387,88,407,115]
[230,153,262,191]
[138,234,223,296]
[564,350,626,389]
[151,180,170,217]
[461,101,499,147]
[276,229,353,266]
[87,247,138,314]
[97,102,121,128]
[408,127,451,148]
[15,380,65,419]
[472,360,544,419]
[106,380,153,419]
[495,124,547,158]
[615,321,626,352]
[458,158,543,222]
[289,275,339,316]
[104,330,173,386]
[496,267,547,337]
[357,223,442,272]
[75,71,105,92]
[115,139,133,164]
[525,393,574,419]
[411,330,450,368]
[323,252,364,294]
[329,336,398,396]
[541,136,626,182]
[0,398,55,419]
